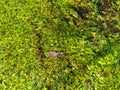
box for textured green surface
[0,0,120,89]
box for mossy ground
[0,0,120,89]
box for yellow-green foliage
[0,0,120,89]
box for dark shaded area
[70,5,90,19]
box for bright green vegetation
[0,0,120,89]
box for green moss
[0,0,120,89]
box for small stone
[47,51,58,58]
